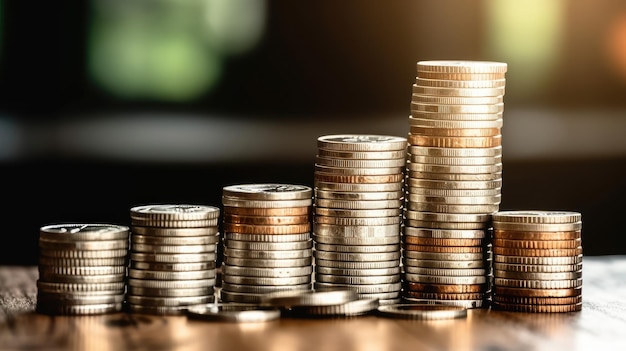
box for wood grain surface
[1,255,625,351]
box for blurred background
[1,0,625,265]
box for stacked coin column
[402,60,507,309]
[313,134,407,305]
[127,204,221,315]
[220,183,314,304]
[36,224,129,315]
[491,210,583,313]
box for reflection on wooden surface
[1,255,625,351]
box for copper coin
[403,291,485,301]
[492,294,582,305]
[492,286,582,298]
[403,236,484,247]
[492,246,583,257]
[493,230,581,241]
[492,238,582,250]
[403,282,488,293]
[492,302,582,313]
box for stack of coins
[313,134,407,305]
[127,204,220,315]
[491,210,583,312]
[220,184,314,304]
[402,60,507,308]
[36,224,129,315]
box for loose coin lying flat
[186,303,281,322]
[260,288,359,307]
[376,303,467,320]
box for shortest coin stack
[491,210,583,313]
[127,204,221,315]
[36,224,130,315]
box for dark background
[1,0,625,265]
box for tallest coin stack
[402,60,507,308]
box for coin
[412,94,503,105]
[222,275,312,286]
[412,84,505,97]
[222,223,311,235]
[186,303,281,322]
[492,286,582,297]
[402,227,486,239]
[223,206,310,216]
[314,189,404,201]
[39,224,130,241]
[492,238,582,249]
[224,239,312,251]
[222,183,313,200]
[130,226,219,237]
[403,236,484,247]
[224,248,312,259]
[492,302,582,313]
[408,117,503,129]
[317,134,408,152]
[376,303,467,320]
[130,204,220,221]
[317,149,407,160]
[403,257,488,269]
[315,156,407,168]
[493,230,581,241]
[415,77,506,88]
[416,60,507,73]
[223,213,310,225]
[403,282,488,293]
[222,197,313,209]
[288,297,380,317]
[492,210,582,224]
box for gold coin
[409,126,501,137]
[408,134,502,148]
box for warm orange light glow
[605,13,626,80]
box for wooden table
[1,255,625,351]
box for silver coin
[37,256,127,267]
[288,297,379,317]
[224,239,312,251]
[36,280,126,293]
[224,232,311,243]
[408,171,502,181]
[222,183,313,200]
[403,257,488,269]
[315,198,404,210]
[314,243,400,253]
[492,210,582,224]
[402,251,486,261]
[314,215,402,226]
[38,265,126,276]
[313,223,400,237]
[312,234,401,245]
[224,248,312,260]
[493,277,583,289]
[314,181,404,192]
[376,302,467,320]
[130,252,215,263]
[130,261,216,271]
[127,286,214,297]
[407,145,502,157]
[315,156,407,168]
[402,227,487,239]
[313,282,402,294]
[315,266,401,277]
[407,117,503,129]
[221,264,313,278]
[222,275,312,286]
[222,196,312,208]
[317,134,408,152]
[313,259,400,270]
[131,218,219,228]
[218,290,265,304]
[38,272,125,284]
[186,303,281,322]
[36,292,125,305]
[313,250,401,262]
[315,166,404,176]
[128,268,216,280]
[131,226,219,237]
[406,177,502,190]
[492,221,582,232]
[126,295,213,307]
[402,266,487,277]
[493,254,583,265]
[315,207,404,219]
[403,210,491,223]
[403,273,488,285]
[127,278,217,289]
[315,189,404,201]
[131,243,216,254]
[130,234,218,245]
[404,219,489,230]
[39,224,130,241]
[314,274,400,285]
[400,297,484,309]
[130,204,220,221]
[407,187,501,197]
[412,84,505,97]
[36,302,123,315]
[128,304,198,315]
[407,155,501,166]
[405,201,500,214]
[221,283,313,294]
[317,149,407,160]
[223,256,312,268]
[261,287,359,307]
[38,238,129,251]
